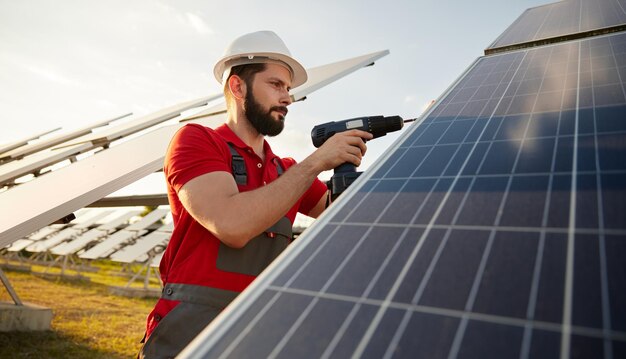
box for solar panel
[0,142,93,187]
[0,127,60,156]
[180,30,626,359]
[57,95,219,148]
[487,0,626,54]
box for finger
[350,129,374,140]
[346,137,367,155]
[345,144,363,159]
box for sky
[0,0,550,195]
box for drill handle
[334,162,357,174]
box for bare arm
[307,190,330,219]
[179,129,372,248]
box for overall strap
[227,142,285,186]
[273,158,284,176]
[227,142,247,185]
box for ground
[0,262,158,359]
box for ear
[228,75,246,100]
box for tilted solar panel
[487,0,626,54]
[180,30,626,359]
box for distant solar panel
[0,112,131,164]
[487,0,626,54]
[0,50,390,249]
[181,31,626,359]
[0,127,60,156]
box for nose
[280,89,292,106]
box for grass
[0,261,159,359]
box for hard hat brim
[214,52,308,89]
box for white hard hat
[213,30,307,89]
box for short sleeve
[299,177,328,215]
[164,124,231,192]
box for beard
[244,88,286,137]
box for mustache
[270,106,288,116]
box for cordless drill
[311,115,416,200]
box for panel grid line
[326,221,626,236]
[521,39,576,359]
[264,286,626,342]
[560,29,582,359]
[351,49,530,359]
[213,223,347,359]
[320,226,416,359]
[267,225,378,358]
[591,42,614,359]
[471,43,559,359]
[372,168,626,181]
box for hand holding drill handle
[311,115,416,200]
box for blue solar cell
[576,174,600,228]
[458,320,524,358]
[572,234,604,329]
[392,228,443,304]
[434,177,472,224]
[439,120,475,144]
[418,230,490,310]
[275,297,354,358]
[378,179,436,224]
[515,138,556,173]
[322,304,378,358]
[413,178,455,224]
[326,226,405,297]
[601,173,626,229]
[533,233,567,323]
[414,144,459,177]
[386,147,429,178]
[366,228,426,300]
[596,105,626,132]
[528,329,561,358]
[287,225,369,292]
[546,175,573,228]
[606,234,626,331]
[570,335,606,358]
[500,176,550,227]
[385,312,460,359]
[455,177,508,225]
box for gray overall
[140,144,291,359]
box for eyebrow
[267,77,291,90]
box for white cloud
[185,13,213,34]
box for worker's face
[244,63,292,137]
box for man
[140,30,372,358]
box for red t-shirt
[145,123,326,337]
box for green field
[0,262,159,359]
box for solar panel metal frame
[0,127,61,156]
[0,142,94,186]
[56,95,220,148]
[486,0,626,55]
[0,112,131,164]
